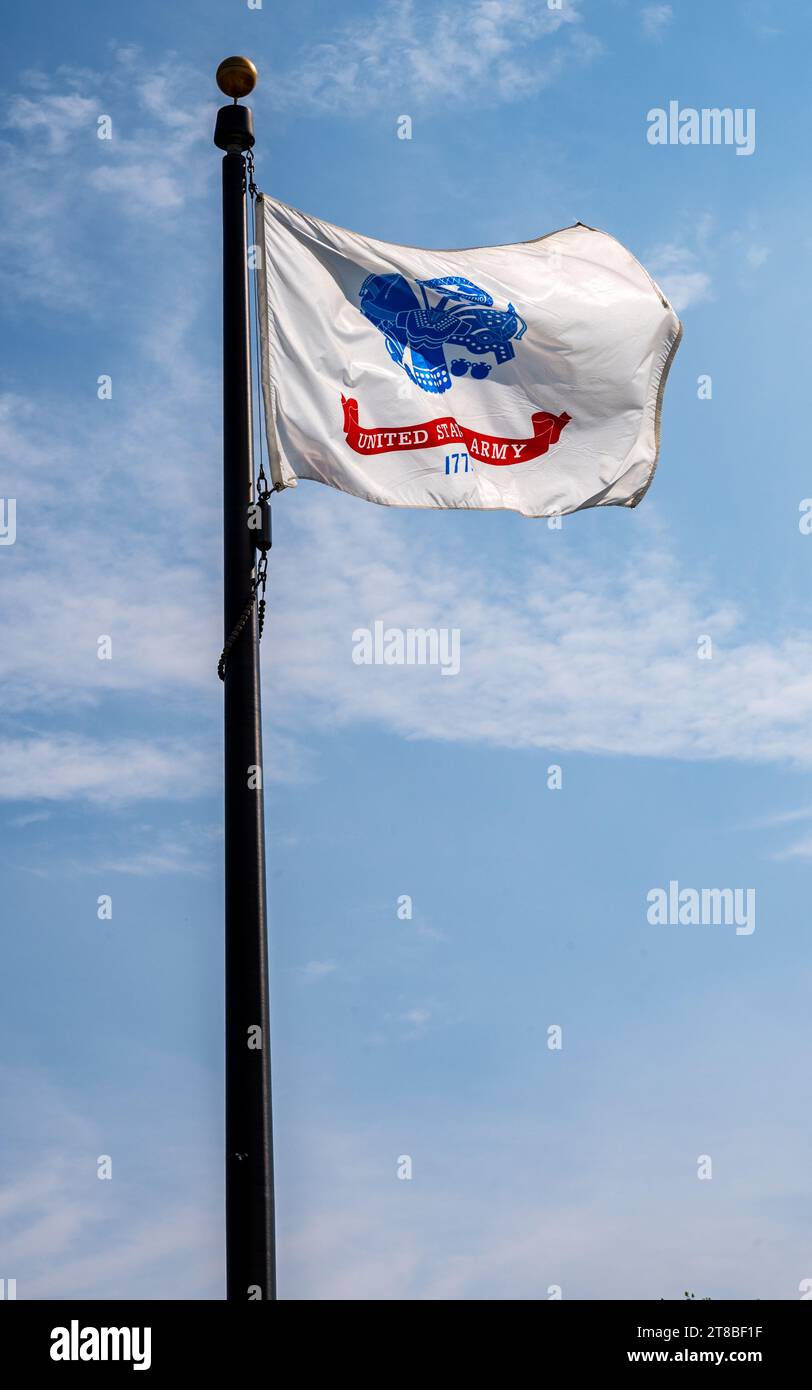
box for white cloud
[268,0,599,112]
[745,245,769,270]
[7,452,812,806]
[0,58,212,308]
[0,544,218,714]
[88,162,184,210]
[4,91,98,153]
[264,490,812,771]
[94,840,216,877]
[773,836,812,860]
[0,736,211,804]
[399,1008,430,1026]
[743,805,812,857]
[641,4,674,40]
[0,1068,221,1299]
[12,819,224,878]
[657,269,711,311]
[751,805,812,830]
[7,809,51,828]
[647,242,712,310]
[280,978,812,1298]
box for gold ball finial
[216,56,258,101]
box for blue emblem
[359,273,526,395]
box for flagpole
[213,56,276,1302]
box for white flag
[256,196,681,519]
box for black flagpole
[213,56,276,1302]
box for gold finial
[216,56,258,101]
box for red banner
[341,396,570,466]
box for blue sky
[2,0,812,1299]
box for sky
[2,0,812,1301]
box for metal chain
[217,552,268,682]
[246,147,258,199]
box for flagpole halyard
[213,56,276,1302]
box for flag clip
[255,492,272,553]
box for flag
[256,195,682,520]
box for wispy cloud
[7,439,812,803]
[0,736,212,804]
[751,806,812,830]
[5,91,99,153]
[280,978,812,1298]
[93,838,218,877]
[9,819,223,878]
[268,0,600,113]
[7,809,51,828]
[772,835,812,861]
[648,242,712,310]
[745,245,769,271]
[399,1007,430,1031]
[0,52,213,308]
[302,960,338,979]
[0,1067,221,1299]
[264,491,812,771]
[641,4,674,41]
